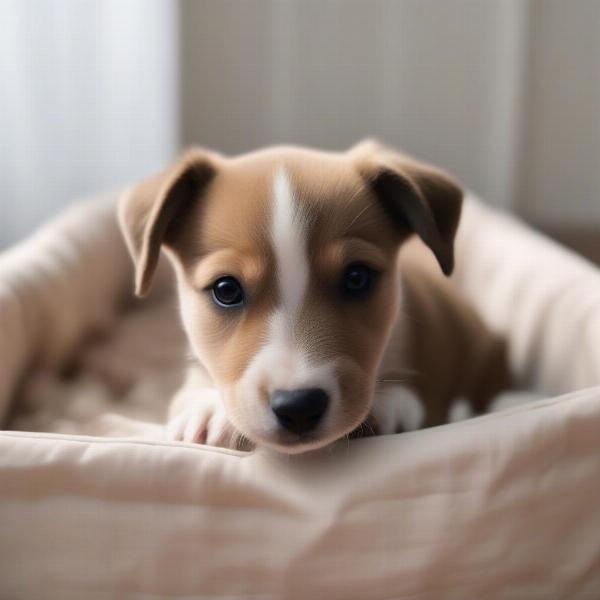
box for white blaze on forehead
[272,167,309,327]
[234,167,340,440]
[265,169,338,399]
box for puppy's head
[119,140,462,453]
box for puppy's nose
[271,388,329,434]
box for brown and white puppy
[119,140,510,454]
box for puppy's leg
[165,369,235,446]
[371,385,425,434]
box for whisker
[341,206,382,236]
[345,201,374,232]
[362,419,376,437]
[345,180,370,206]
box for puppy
[119,140,510,454]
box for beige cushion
[455,198,600,394]
[2,389,599,599]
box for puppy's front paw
[165,391,234,447]
[371,386,425,434]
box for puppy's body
[119,141,510,453]
[383,239,510,429]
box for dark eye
[212,276,245,307]
[341,264,375,298]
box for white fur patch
[272,167,309,321]
[490,391,541,412]
[261,168,314,388]
[449,398,474,422]
[372,385,425,434]
[268,168,309,375]
[235,168,339,438]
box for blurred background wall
[1,0,599,249]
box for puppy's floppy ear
[118,148,217,296]
[351,139,463,275]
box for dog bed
[1,193,599,599]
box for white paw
[448,398,474,423]
[371,386,425,434]
[164,390,233,447]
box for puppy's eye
[341,263,376,298]
[212,276,245,307]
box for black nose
[271,388,329,434]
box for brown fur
[381,238,511,427]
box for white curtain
[0,0,179,248]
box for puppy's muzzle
[271,388,329,434]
